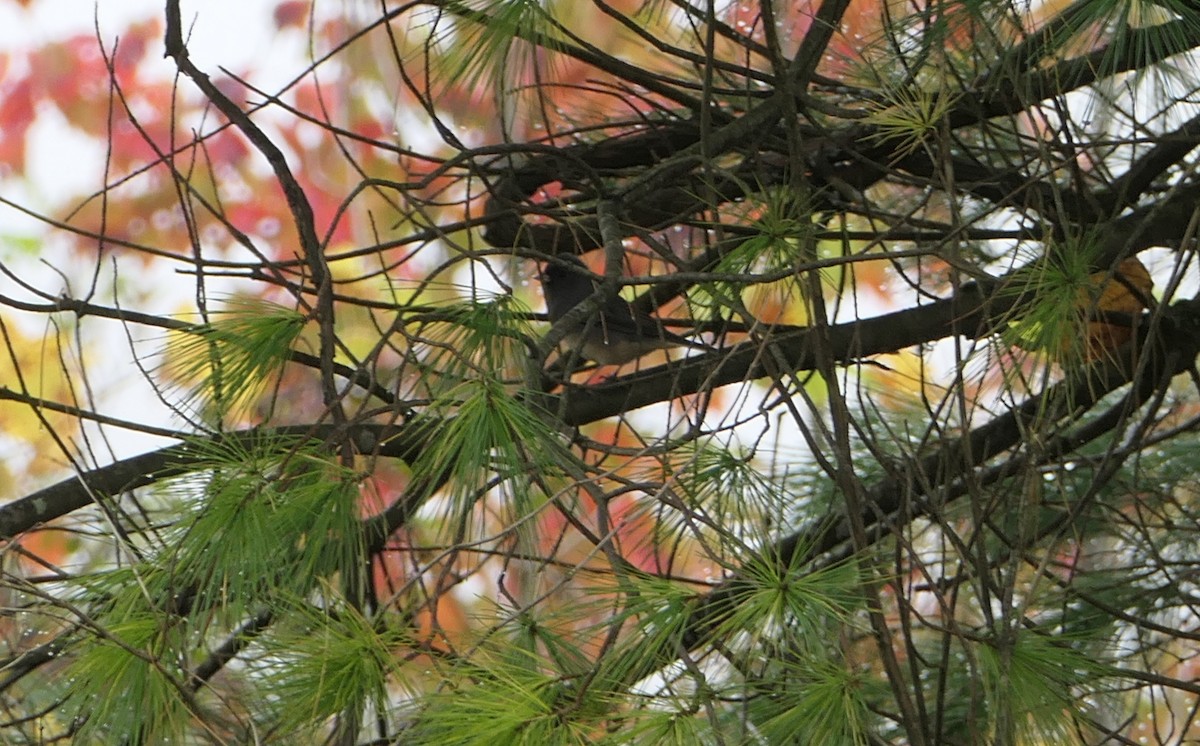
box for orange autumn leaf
[1083,256,1153,359]
[1009,256,1153,362]
[414,588,471,653]
[18,528,74,573]
[743,276,809,326]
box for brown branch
[630,294,1200,686]
[164,1,343,422]
[0,423,425,540]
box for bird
[540,254,707,366]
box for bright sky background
[0,1,315,468]
[1,0,311,201]
[0,0,283,67]
[0,0,1191,478]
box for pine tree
[1,1,1199,743]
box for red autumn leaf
[273,0,309,30]
[0,74,33,170]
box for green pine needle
[864,84,958,161]
[161,437,367,618]
[977,629,1114,744]
[708,546,863,656]
[406,647,603,746]
[411,294,535,388]
[432,1,560,97]
[751,659,878,746]
[66,614,193,744]
[163,297,305,422]
[260,594,407,735]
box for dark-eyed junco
[541,255,707,365]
